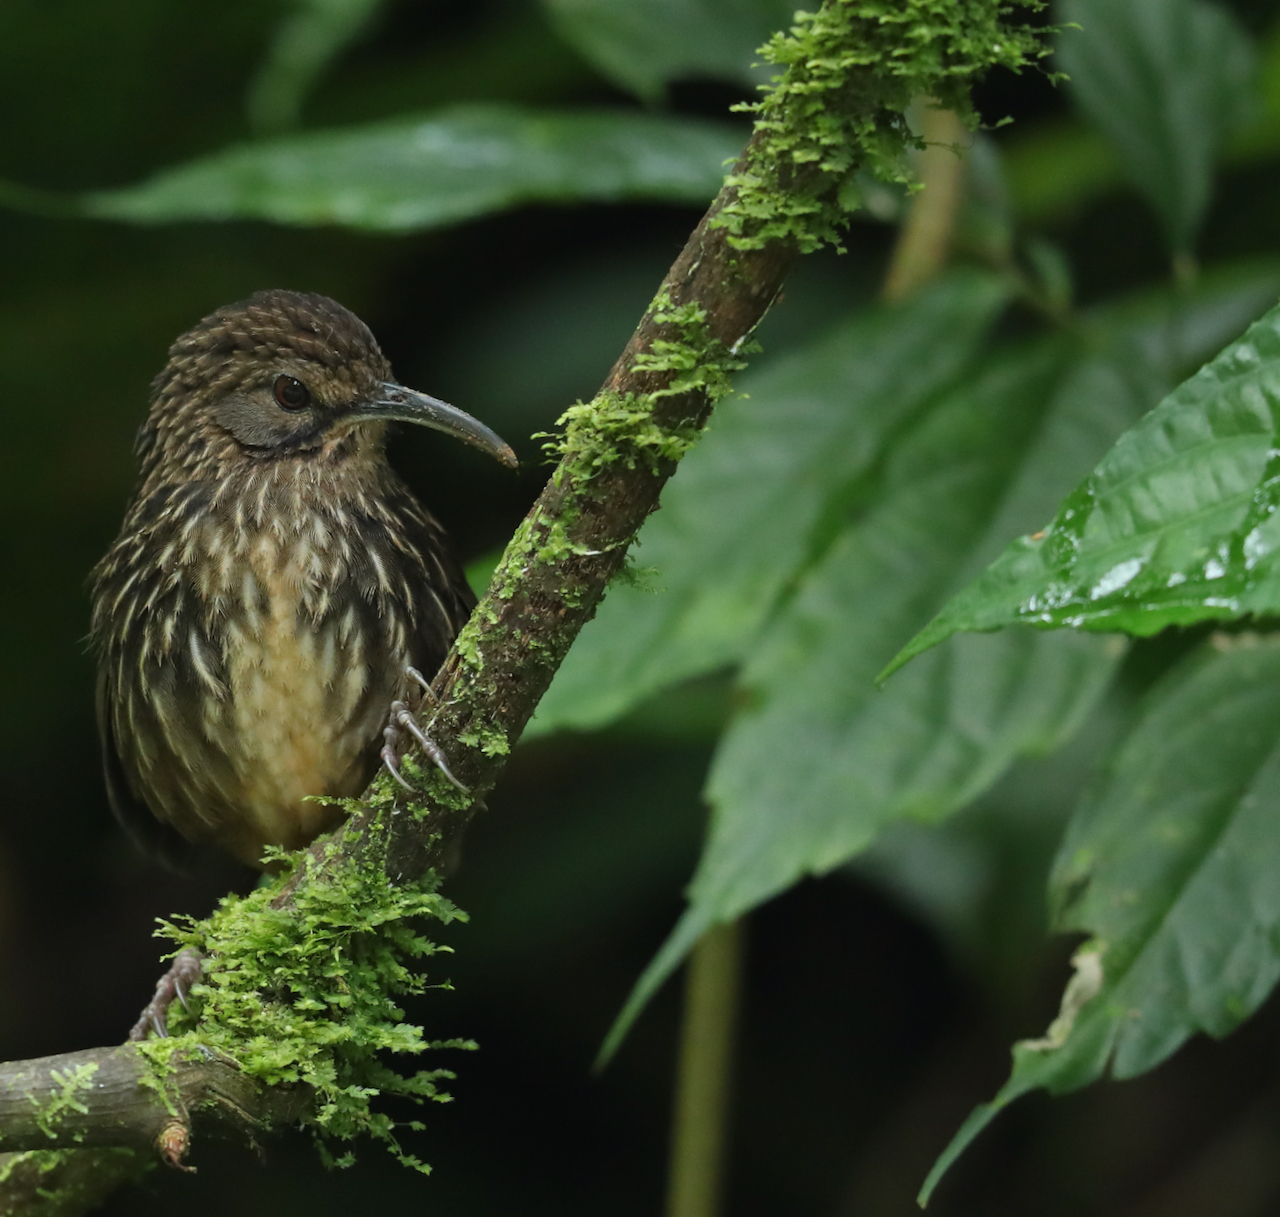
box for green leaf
[602,268,1280,1062]
[531,272,1010,735]
[692,344,1118,908]
[921,634,1280,1204]
[888,267,1280,673]
[82,104,745,232]
[601,342,1111,1060]
[850,690,1129,996]
[247,0,386,135]
[1058,0,1257,252]
[542,0,799,102]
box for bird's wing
[408,520,477,677]
[95,667,202,870]
[370,481,478,678]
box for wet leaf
[83,105,744,232]
[888,271,1280,675]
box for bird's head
[140,289,516,477]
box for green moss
[462,499,608,650]
[457,723,510,758]
[546,293,752,485]
[153,821,472,1172]
[26,1063,99,1142]
[615,557,660,591]
[716,0,1052,253]
[555,391,697,476]
[630,295,750,406]
[131,1037,189,1122]
[453,613,487,671]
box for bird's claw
[406,666,437,702]
[380,688,469,794]
[128,948,205,1042]
[380,732,415,791]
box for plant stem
[882,106,969,303]
[665,918,745,1217]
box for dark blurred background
[7,1,1280,1214]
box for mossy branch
[0,1,1048,1209]
[0,1045,311,1214]
[0,1047,309,1156]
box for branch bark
[0,1046,305,1155]
[0,1045,311,1214]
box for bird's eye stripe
[274,375,311,411]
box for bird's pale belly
[215,577,390,866]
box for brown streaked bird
[91,289,516,873]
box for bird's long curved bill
[356,382,518,468]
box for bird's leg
[128,947,205,1042]
[380,666,468,794]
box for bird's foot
[381,668,467,794]
[128,948,205,1042]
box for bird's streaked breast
[93,467,443,868]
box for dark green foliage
[576,263,1280,1066]
[246,0,385,135]
[864,0,1280,1197]
[1058,0,1256,253]
[9,0,1280,1210]
[888,283,1280,667]
[922,634,1280,1200]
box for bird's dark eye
[273,375,311,411]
